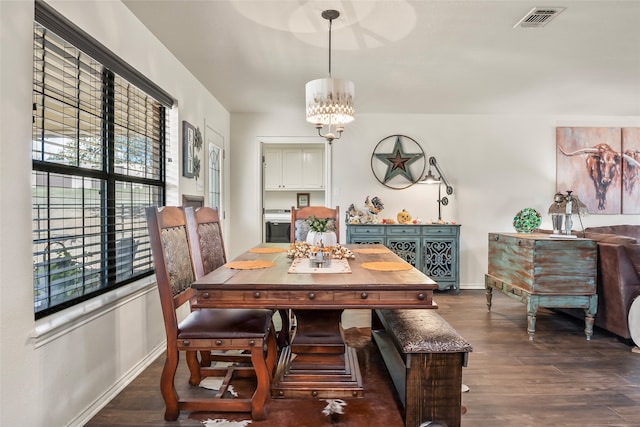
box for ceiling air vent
[513,7,566,28]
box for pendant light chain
[328,17,332,77]
[327,14,333,131]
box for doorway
[260,138,331,242]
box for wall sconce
[419,156,454,222]
[548,190,588,236]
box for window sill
[31,277,157,349]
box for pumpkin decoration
[397,209,412,224]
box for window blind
[34,0,174,108]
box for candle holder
[310,241,332,268]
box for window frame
[32,1,170,319]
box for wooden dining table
[192,243,438,399]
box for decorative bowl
[513,208,541,233]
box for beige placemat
[361,261,412,272]
[288,258,351,274]
[248,247,287,254]
[352,247,391,254]
[224,260,275,270]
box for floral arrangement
[287,242,354,260]
[305,215,336,232]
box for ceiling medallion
[371,135,426,189]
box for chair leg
[186,350,202,386]
[161,347,180,421]
[249,342,270,421]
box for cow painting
[557,127,640,214]
[620,127,640,213]
[559,144,621,211]
[623,149,640,193]
[556,127,624,214]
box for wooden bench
[371,309,472,427]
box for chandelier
[305,10,355,144]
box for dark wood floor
[87,290,640,426]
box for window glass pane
[114,181,160,280]
[209,143,221,210]
[32,171,103,312]
[33,25,104,169]
[113,77,163,179]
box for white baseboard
[66,342,166,427]
[460,283,486,290]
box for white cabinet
[301,148,324,188]
[281,149,303,188]
[264,147,324,190]
[264,149,285,190]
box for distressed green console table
[485,232,597,340]
[346,223,461,292]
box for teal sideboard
[346,223,461,292]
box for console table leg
[527,297,539,341]
[584,294,598,340]
[485,286,493,311]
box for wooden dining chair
[283,206,341,347]
[146,206,276,421]
[183,206,288,351]
[290,205,340,243]
[183,206,229,367]
[184,206,227,278]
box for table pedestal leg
[271,309,363,399]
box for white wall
[230,113,640,287]
[1,1,639,425]
[0,1,230,426]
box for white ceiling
[123,0,640,116]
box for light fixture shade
[419,169,441,184]
[548,192,589,215]
[569,195,589,215]
[305,78,355,125]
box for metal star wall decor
[371,135,426,189]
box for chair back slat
[290,206,340,243]
[185,206,227,279]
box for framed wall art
[622,127,640,214]
[556,127,640,214]
[182,121,196,178]
[297,193,310,208]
